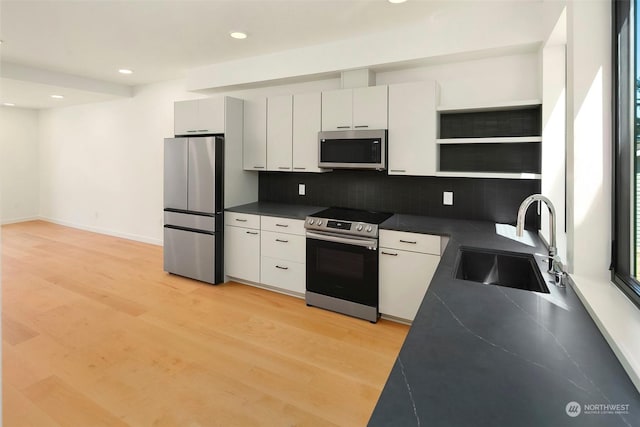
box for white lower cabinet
[379,230,441,322]
[225,213,306,295]
[224,219,261,283]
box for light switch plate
[443,191,453,206]
[298,184,306,196]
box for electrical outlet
[443,191,453,206]
[298,184,306,196]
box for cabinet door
[388,81,437,176]
[224,225,260,282]
[379,249,439,321]
[321,89,352,131]
[243,98,267,171]
[197,97,225,134]
[353,86,388,130]
[267,95,293,171]
[174,100,199,136]
[292,92,323,172]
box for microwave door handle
[306,231,378,249]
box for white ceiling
[0,0,458,109]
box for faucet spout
[515,194,557,273]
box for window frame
[613,0,640,308]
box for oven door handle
[306,231,378,250]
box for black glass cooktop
[309,207,393,225]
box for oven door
[306,231,379,307]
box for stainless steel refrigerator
[163,136,224,284]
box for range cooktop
[305,207,393,238]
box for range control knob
[356,225,364,231]
[318,220,323,226]
[366,225,373,233]
[308,219,315,225]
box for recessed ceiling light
[3,102,15,107]
[230,31,247,40]
[119,68,133,75]
[388,0,407,3]
[51,95,64,99]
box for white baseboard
[38,216,163,246]
[1,216,40,225]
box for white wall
[566,0,611,280]
[0,106,40,223]
[38,79,199,244]
[187,1,543,90]
[541,6,568,266]
[35,50,539,245]
[376,53,540,106]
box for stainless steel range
[304,207,393,323]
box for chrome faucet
[516,194,566,287]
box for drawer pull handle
[275,265,289,270]
[390,169,406,173]
[275,239,289,243]
[275,224,289,228]
[246,231,259,235]
[293,167,306,170]
[235,218,248,222]
[337,126,351,129]
[381,251,398,256]
[354,125,369,128]
[399,240,417,244]
[253,166,265,169]
[278,166,290,170]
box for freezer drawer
[164,211,216,233]
[163,227,220,284]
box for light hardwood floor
[2,221,409,426]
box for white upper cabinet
[321,89,353,131]
[388,81,439,176]
[243,97,267,171]
[352,85,388,130]
[321,86,388,131]
[174,98,225,136]
[292,92,323,172]
[267,95,293,172]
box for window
[613,0,640,307]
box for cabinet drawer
[260,257,305,294]
[261,231,305,263]
[260,216,305,235]
[379,229,441,255]
[225,212,260,229]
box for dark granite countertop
[225,202,325,220]
[371,214,640,426]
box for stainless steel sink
[454,247,550,293]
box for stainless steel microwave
[318,129,387,170]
